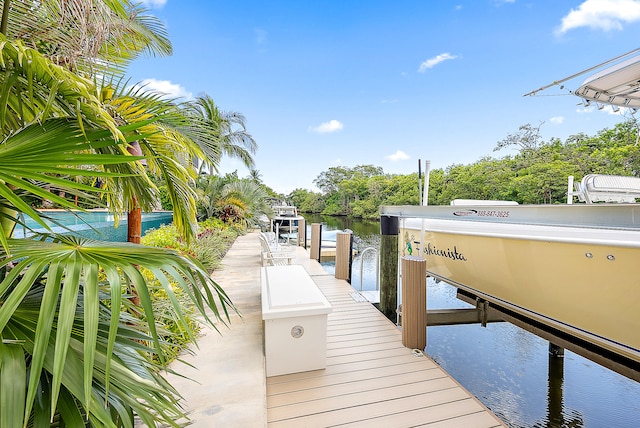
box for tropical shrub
[136,221,240,363]
[142,221,240,272]
[138,267,202,363]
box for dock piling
[310,223,322,262]
[379,215,399,321]
[335,230,353,282]
[401,255,427,350]
[298,218,306,247]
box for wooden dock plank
[326,340,404,357]
[326,346,418,365]
[268,389,473,426]
[415,411,505,428]
[326,334,400,350]
[268,379,463,421]
[326,319,392,331]
[337,400,499,428]
[328,328,402,341]
[267,369,448,407]
[267,363,437,393]
[328,312,378,320]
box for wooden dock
[266,248,506,427]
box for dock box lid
[261,265,332,319]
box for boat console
[571,174,640,203]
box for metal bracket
[476,298,490,327]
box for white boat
[382,174,640,367]
[380,54,640,370]
[271,205,305,238]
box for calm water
[306,214,640,428]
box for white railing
[356,247,379,293]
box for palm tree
[195,175,227,220]
[195,176,272,228]
[184,94,258,175]
[0,33,124,241]
[0,0,193,247]
[249,168,263,184]
[0,3,237,426]
[98,81,209,242]
[221,179,273,228]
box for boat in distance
[270,204,305,240]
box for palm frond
[0,33,123,140]
[98,81,205,241]
[0,117,149,242]
[1,234,235,426]
[183,94,258,170]
[2,0,172,78]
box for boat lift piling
[379,215,399,321]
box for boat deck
[267,247,505,427]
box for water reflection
[308,215,640,428]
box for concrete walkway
[163,231,267,427]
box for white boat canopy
[525,48,640,109]
[574,56,640,109]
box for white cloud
[557,0,640,34]
[136,78,192,100]
[309,119,344,133]
[387,150,410,161]
[139,0,167,8]
[549,116,565,124]
[255,28,268,44]
[606,105,628,115]
[419,53,458,72]
[576,105,595,114]
[576,104,628,115]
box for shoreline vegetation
[287,120,640,220]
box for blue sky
[129,0,640,194]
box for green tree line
[287,120,640,219]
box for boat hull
[389,204,640,364]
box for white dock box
[261,265,333,377]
